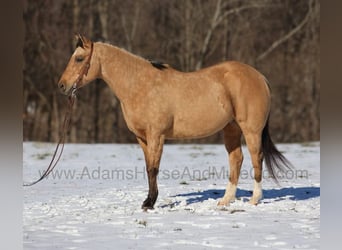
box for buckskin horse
[58,34,291,210]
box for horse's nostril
[58,83,65,91]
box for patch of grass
[300,142,317,147]
[218,207,246,214]
[230,209,246,214]
[32,142,48,149]
[191,145,203,150]
[195,177,208,181]
[189,153,200,158]
[35,153,52,160]
[70,152,79,158]
[136,220,147,227]
[203,152,216,156]
[179,180,189,185]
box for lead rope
[24,41,93,187]
[23,88,77,186]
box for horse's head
[58,34,99,95]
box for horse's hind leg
[218,121,243,206]
[240,125,264,205]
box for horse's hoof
[249,198,260,205]
[142,206,154,212]
[217,199,229,206]
[249,192,262,205]
[141,204,154,211]
[217,196,235,206]
[141,197,155,210]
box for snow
[23,142,320,249]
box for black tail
[262,119,293,182]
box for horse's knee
[147,166,159,176]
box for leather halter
[70,42,94,95]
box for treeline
[23,0,320,143]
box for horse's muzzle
[58,82,74,95]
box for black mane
[149,60,168,70]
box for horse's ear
[75,34,92,49]
[75,34,84,49]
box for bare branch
[195,0,222,69]
[98,0,109,40]
[215,3,278,26]
[257,0,313,61]
[196,2,279,69]
[130,2,141,43]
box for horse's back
[202,61,269,90]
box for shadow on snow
[171,186,320,205]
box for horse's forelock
[76,37,84,49]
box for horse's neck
[97,43,150,102]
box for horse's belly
[168,105,233,139]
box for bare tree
[23,0,320,143]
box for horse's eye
[75,56,84,62]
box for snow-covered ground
[23,142,320,250]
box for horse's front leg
[137,134,165,210]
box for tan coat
[59,35,292,209]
